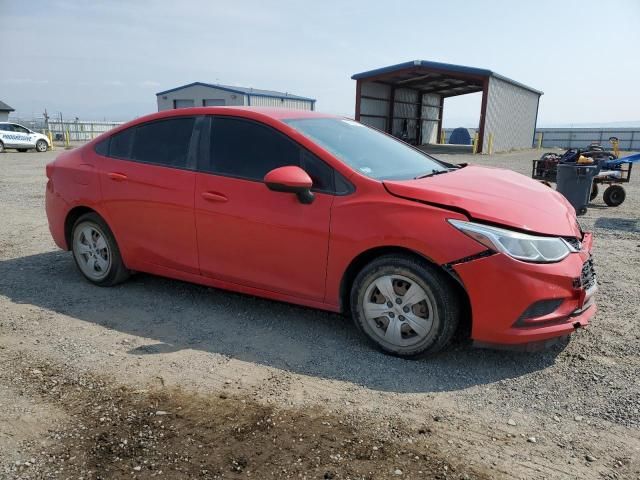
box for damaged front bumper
[452,232,597,349]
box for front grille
[580,257,597,290]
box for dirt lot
[0,147,638,479]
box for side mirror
[264,166,315,204]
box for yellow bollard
[488,133,494,155]
[609,137,620,158]
[537,132,543,150]
[65,129,70,148]
[47,131,54,150]
[472,132,479,154]
[440,130,446,144]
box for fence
[533,128,640,151]
[9,115,123,142]
[444,127,640,152]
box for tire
[17,148,27,153]
[350,254,460,358]
[71,212,130,286]
[603,185,626,207]
[590,183,599,201]
[36,139,48,152]
[0,141,4,153]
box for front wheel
[350,255,460,358]
[36,139,48,152]
[590,183,599,201]
[71,213,129,286]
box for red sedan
[45,107,597,357]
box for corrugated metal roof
[0,100,15,112]
[352,60,543,96]
[156,82,315,102]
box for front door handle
[108,172,128,182]
[201,191,228,202]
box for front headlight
[448,219,577,263]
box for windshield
[284,118,447,180]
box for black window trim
[196,115,354,196]
[94,115,204,172]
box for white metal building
[0,100,15,122]
[156,82,315,112]
[352,60,543,153]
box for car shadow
[0,251,565,394]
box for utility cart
[532,151,638,207]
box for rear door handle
[108,172,128,182]
[201,191,228,202]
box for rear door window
[109,128,134,159]
[105,117,196,169]
[131,117,195,168]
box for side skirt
[133,261,342,314]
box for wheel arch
[339,246,470,331]
[64,206,103,250]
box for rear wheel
[590,183,599,201]
[603,185,626,207]
[350,255,460,357]
[71,213,129,286]
[36,139,48,152]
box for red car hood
[383,165,581,237]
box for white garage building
[156,82,316,111]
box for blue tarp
[604,152,640,168]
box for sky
[1,0,639,127]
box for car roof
[89,107,344,146]
[134,107,340,125]
[217,106,338,120]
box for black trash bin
[556,163,599,215]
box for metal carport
[352,60,543,154]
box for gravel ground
[0,147,638,479]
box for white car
[0,122,50,153]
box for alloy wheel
[73,223,111,281]
[361,274,435,348]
